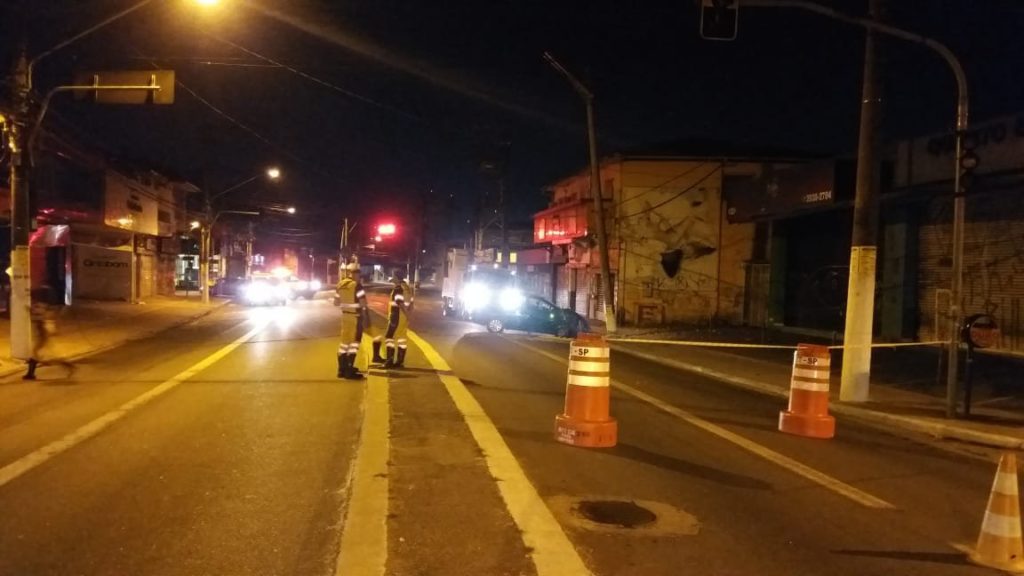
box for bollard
[554,333,617,448]
[778,343,835,439]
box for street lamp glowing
[286,206,296,214]
[190,220,201,230]
[267,167,281,180]
[194,0,220,6]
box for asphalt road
[0,289,1011,576]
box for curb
[612,344,1024,451]
[0,301,231,379]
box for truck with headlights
[441,248,519,319]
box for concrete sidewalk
[0,295,230,378]
[593,323,1024,448]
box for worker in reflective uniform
[335,261,369,380]
[384,269,414,368]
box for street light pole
[198,167,281,304]
[543,52,617,333]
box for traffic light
[957,133,979,195]
[377,223,396,236]
[700,0,739,41]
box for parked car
[474,295,589,338]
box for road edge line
[334,367,389,576]
[0,316,266,489]
[406,330,594,576]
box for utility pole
[499,176,509,268]
[839,0,885,403]
[244,220,255,279]
[7,45,33,359]
[543,52,617,333]
[200,193,212,304]
[742,0,969,417]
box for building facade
[533,146,803,326]
[732,113,1024,355]
[29,132,192,303]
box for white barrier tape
[611,338,795,349]
[790,380,830,392]
[608,338,950,351]
[981,511,1024,538]
[792,367,829,379]
[829,340,951,350]
[567,373,610,387]
[569,360,609,373]
[994,471,1020,496]
[569,345,610,359]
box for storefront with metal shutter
[896,113,1024,353]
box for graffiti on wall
[921,192,1024,352]
[620,186,720,320]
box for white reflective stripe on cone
[790,381,830,392]
[570,346,610,359]
[982,511,1024,538]
[567,373,610,387]
[792,367,829,379]
[569,360,609,373]
[994,471,1021,496]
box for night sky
[3,0,1023,248]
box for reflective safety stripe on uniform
[397,338,407,350]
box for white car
[241,277,290,306]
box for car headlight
[462,283,491,312]
[499,288,524,311]
[273,285,291,299]
[296,281,309,291]
[309,279,322,291]
[245,282,271,302]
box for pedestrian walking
[383,269,414,368]
[335,260,370,380]
[23,283,72,380]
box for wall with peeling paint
[615,160,755,325]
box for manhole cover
[574,500,657,529]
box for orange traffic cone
[554,333,617,448]
[970,452,1024,572]
[778,344,835,439]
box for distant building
[531,140,805,325]
[24,130,194,303]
